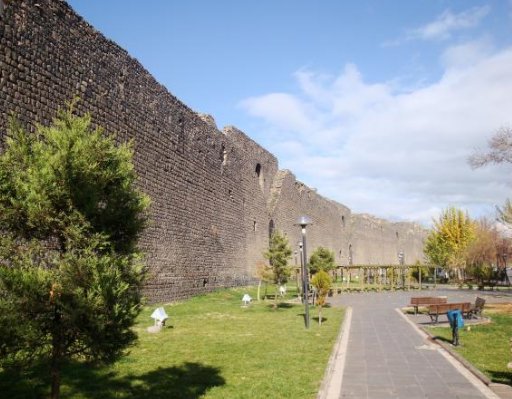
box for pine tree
[309,246,336,275]
[0,103,149,399]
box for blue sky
[67,0,512,225]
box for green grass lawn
[428,309,512,386]
[0,286,344,399]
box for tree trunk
[257,280,261,301]
[273,285,278,309]
[50,360,60,399]
[50,303,62,399]
[50,330,62,399]
[456,267,463,282]
[318,306,322,325]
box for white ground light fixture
[150,307,168,327]
[242,294,252,306]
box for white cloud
[440,37,494,69]
[384,5,490,46]
[240,44,512,225]
[410,6,490,41]
[295,65,392,117]
[239,93,316,134]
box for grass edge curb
[420,324,512,398]
[420,325,492,385]
[317,306,352,399]
[395,308,501,399]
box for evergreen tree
[309,246,336,274]
[264,230,292,307]
[0,103,149,399]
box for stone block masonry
[0,0,427,302]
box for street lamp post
[502,253,508,284]
[398,250,404,288]
[298,243,303,299]
[294,250,300,295]
[347,247,353,288]
[298,216,311,329]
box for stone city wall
[0,0,427,302]
[349,214,426,265]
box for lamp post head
[297,216,312,228]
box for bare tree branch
[497,199,512,226]
[468,126,512,168]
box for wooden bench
[410,296,447,315]
[468,297,485,319]
[428,302,471,323]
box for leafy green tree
[264,230,292,307]
[424,207,476,281]
[410,261,429,283]
[0,104,149,399]
[309,246,336,275]
[310,270,331,325]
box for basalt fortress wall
[0,0,427,301]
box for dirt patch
[485,303,512,315]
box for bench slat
[409,296,447,315]
[427,302,471,323]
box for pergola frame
[292,264,432,293]
[333,264,431,291]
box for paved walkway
[324,289,512,399]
